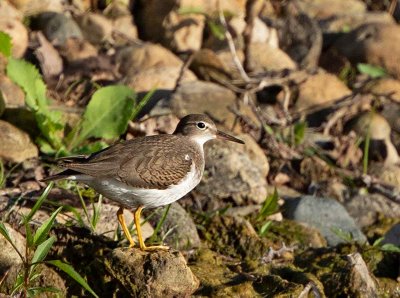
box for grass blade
[33,206,63,246]
[47,260,99,298]
[149,204,171,244]
[23,182,54,225]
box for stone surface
[36,12,83,45]
[125,66,196,93]
[335,22,400,79]
[58,38,98,63]
[347,253,378,298]
[320,12,394,33]
[298,0,366,19]
[197,135,269,205]
[0,120,38,162]
[116,43,184,77]
[283,195,367,246]
[112,15,138,45]
[364,78,400,103]
[344,193,400,228]
[0,17,28,58]
[170,80,259,133]
[295,70,351,111]
[0,223,25,275]
[76,12,113,44]
[217,43,297,75]
[104,248,199,297]
[382,223,400,246]
[0,1,23,21]
[148,202,201,250]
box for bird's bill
[216,130,245,144]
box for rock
[147,202,200,250]
[190,49,233,82]
[111,15,138,45]
[197,134,268,205]
[104,248,199,297]
[170,81,259,133]
[116,43,184,77]
[295,70,351,111]
[283,196,367,246]
[35,12,83,46]
[0,120,38,162]
[346,112,399,165]
[347,253,378,297]
[298,0,366,19]
[320,12,394,33]
[137,0,230,51]
[344,193,400,228]
[334,23,400,79]
[0,1,23,20]
[217,43,297,75]
[58,38,98,63]
[21,0,66,15]
[0,17,28,58]
[382,223,400,246]
[76,12,113,44]
[364,78,400,103]
[125,66,196,93]
[0,223,25,275]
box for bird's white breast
[70,162,202,209]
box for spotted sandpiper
[43,114,244,250]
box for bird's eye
[196,122,206,130]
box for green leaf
[28,286,61,296]
[25,221,34,247]
[33,206,63,246]
[23,182,54,225]
[0,31,12,57]
[331,227,353,242]
[257,188,279,221]
[380,243,400,253]
[131,87,156,121]
[72,141,108,155]
[259,221,272,237]
[207,20,225,40]
[31,236,56,266]
[294,121,306,145]
[73,85,136,147]
[47,260,99,298]
[357,63,386,78]
[6,58,48,111]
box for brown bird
[43,114,244,250]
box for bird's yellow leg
[134,206,169,251]
[117,207,135,248]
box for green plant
[257,188,280,237]
[0,183,98,297]
[372,237,400,253]
[1,31,154,157]
[148,204,172,245]
[357,63,387,78]
[331,227,354,243]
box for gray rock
[0,120,38,162]
[283,195,367,246]
[36,12,82,45]
[148,202,200,250]
[0,75,25,109]
[197,135,269,205]
[346,253,378,298]
[344,193,400,228]
[382,223,400,246]
[104,248,199,297]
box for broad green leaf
[72,140,108,155]
[74,85,136,147]
[0,31,11,57]
[33,206,63,246]
[357,63,386,78]
[6,58,48,111]
[47,260,99,298]
[23,182,54,225]
[25,221,34,247]
[31,236,56,266]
